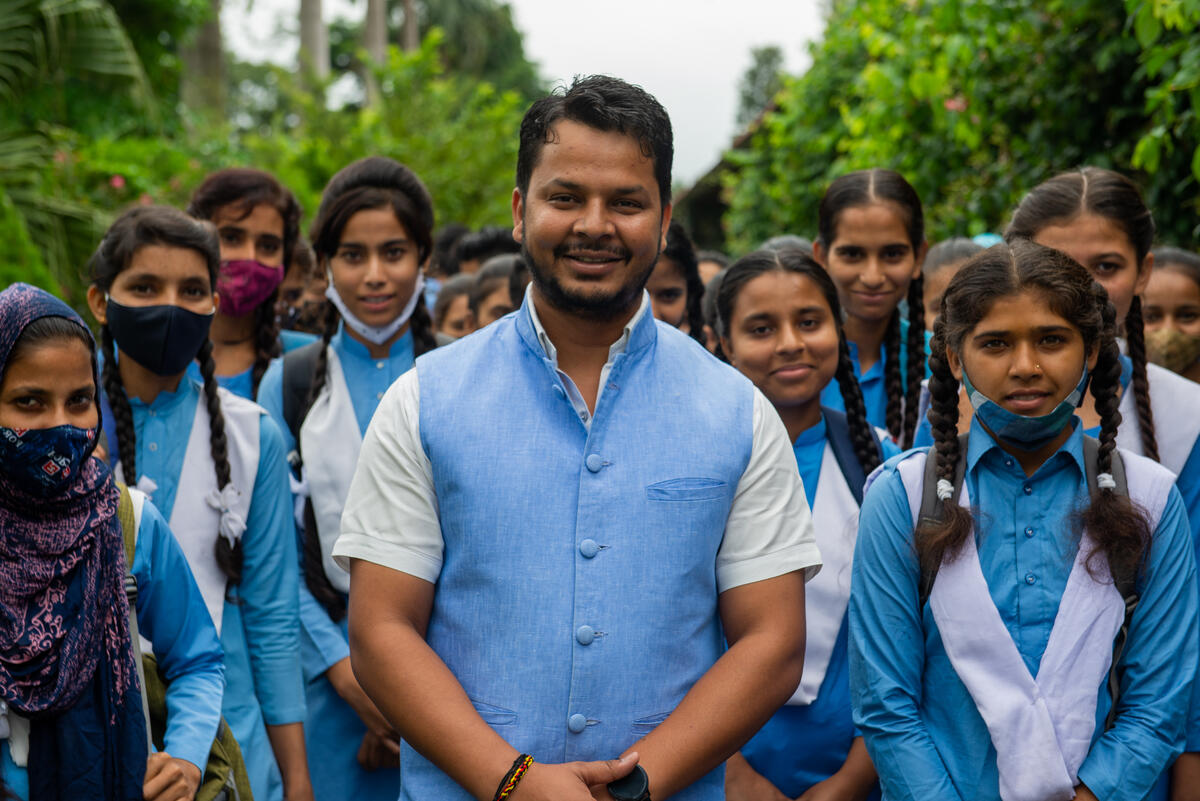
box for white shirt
[333,293,821,593]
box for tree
[180,0,225,122]
[722,0,1200,255]
[300,0,330,80]
[736,45,784,128]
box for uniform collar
[127,376,200,413]
[965,413,1086,479]
[518,285,654,369]
[333,321,414,362]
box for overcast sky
[224,0,826,184]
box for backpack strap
[917,432,969,608]
[282,341,324,446]
[1081,436,1139,731]
[823,408,879,506]
[116,482,153,749]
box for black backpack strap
[917,432,969,608]
[822,408,874,506]
[1082,436,1139,730]
[282,341,324,445]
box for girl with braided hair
[849,240,1198,801]
[185,167,313,400]
[716,247,895,801]
[85,205,314,801]
[0,283,223,801]
[814,168,930,449]
[256,156,438,800]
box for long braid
[299,302,345,620]
[913,321,974,579]
[410,294,438,358]
[902,274,927,448]
[1124,296,1159,462]
[100,326,138,482]
[882,309,903,442]
[834,334,881,475]
[197,339,242,586]
[250,298,282,396]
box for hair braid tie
[1096,473,1116,490]
[936,479,954,500]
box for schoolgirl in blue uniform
[850,240,1199,801]
[715,247,896,801]
[0,283,224,801]
[256,156,439,800]
[813,169,930,448]
[1007,166,1200,798]
[84,206,314,801]
[184,168,314,399]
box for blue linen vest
[410,299,756,800]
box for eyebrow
[973,325,1073,339]
[547,179,648,195]
[338,238,410,249]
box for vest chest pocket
[645,478,727,502]
[471,699,517,726]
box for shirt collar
[127,375,200,412]
[523,284,652,368]
[333,321,414,361]
[965,413,1086,479]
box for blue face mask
[962,365,1090,449]
[0,424,97,497]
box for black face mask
[105,297,214,376]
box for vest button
[585,453,604,472]
[576,625,595,645]
[567,713,587,733]
[579,539,600,558]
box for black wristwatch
[607,764,651,801]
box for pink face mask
[217,259,284,317]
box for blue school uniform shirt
[256,324,414,801]
[103,378,303,801]
[821,318,932,435]
[184,331,319,400]
[1,496,225,799]
[849,417,1199,801]
[741,416,897,797]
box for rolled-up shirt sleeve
[715,389,822,593]
[332,370,444,583]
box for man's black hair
[516,75,674,206]
[454,225,521,267]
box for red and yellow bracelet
[493,753,534,801]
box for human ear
[720,335,734,364]
[812,240,827,268]
[1086,343,1100,372]
[659,202,673,251]
[946,344,964,381]
[511,188,525,243]
[86,285,108,325]
[1134,250,1154,296]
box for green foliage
[736,45,785,128]
[30,33,525,304]
[724,0,1200,255]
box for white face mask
[324,273,425,345]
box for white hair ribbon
[1096,473,1117,491]
[206,484,247,547]
[936,478,955,501]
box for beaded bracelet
[493,753,534,801]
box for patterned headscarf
[0,283,146,799]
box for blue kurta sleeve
[849,459,963,801]
[1077,487,1200,800]
[298,582,350,680]
[240,416,306,725]
[134,498,225,772]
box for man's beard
[521,235,659,323]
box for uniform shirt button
[579,539,600,558]
[148,442,158,452]
[1024,526,1035,538]
[375,361,385,369]
[1023,484,1032,495]
[1004,458,1014,468]
[567,713,587,733]
[1025,573,1037,585]
[585,453,604,472]
[576,625,595,646]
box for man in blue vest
[333,75,821,801]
